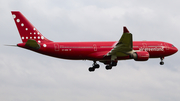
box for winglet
[123,26,129,33]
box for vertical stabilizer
[11,11,52,43]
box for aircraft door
[142,43,147,48]
[54,44,59,51]
[93,44,97,51]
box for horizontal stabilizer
[4,45,17,47]
[25,39,40,49]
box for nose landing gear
[160,57,164,65]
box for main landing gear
[88,61,100,72]
[88,61,117,72]
[160,57,164,65]
[89,55,118,72]
[105,61,117,70]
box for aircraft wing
[106,27,133,59]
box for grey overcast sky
[0,0,180,101]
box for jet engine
[130,51,149,61]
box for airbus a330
[10,11,178,72]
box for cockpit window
[172,45,175,47]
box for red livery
[11,11,178,72]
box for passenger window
[172,45,175,47]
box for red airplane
[11,11,178,72]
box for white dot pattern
[13,14,16,18]
[13,14,48,43]
[17,19,20,23]
[43,44,47,47]
[41,36,44,39]
[21,23,24,26]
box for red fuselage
[17,41,178,61]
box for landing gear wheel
[88,67,95,72]
[105,65,112,70]
[88,61,100,72]
[94,64,100,69]
[111,61,117,66]
[160,57,164,65]
[160,61,164,65]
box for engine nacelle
[130,51,149,61]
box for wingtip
[123,26,130,33]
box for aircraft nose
[174,47,178,53]
[170,47,178,54]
